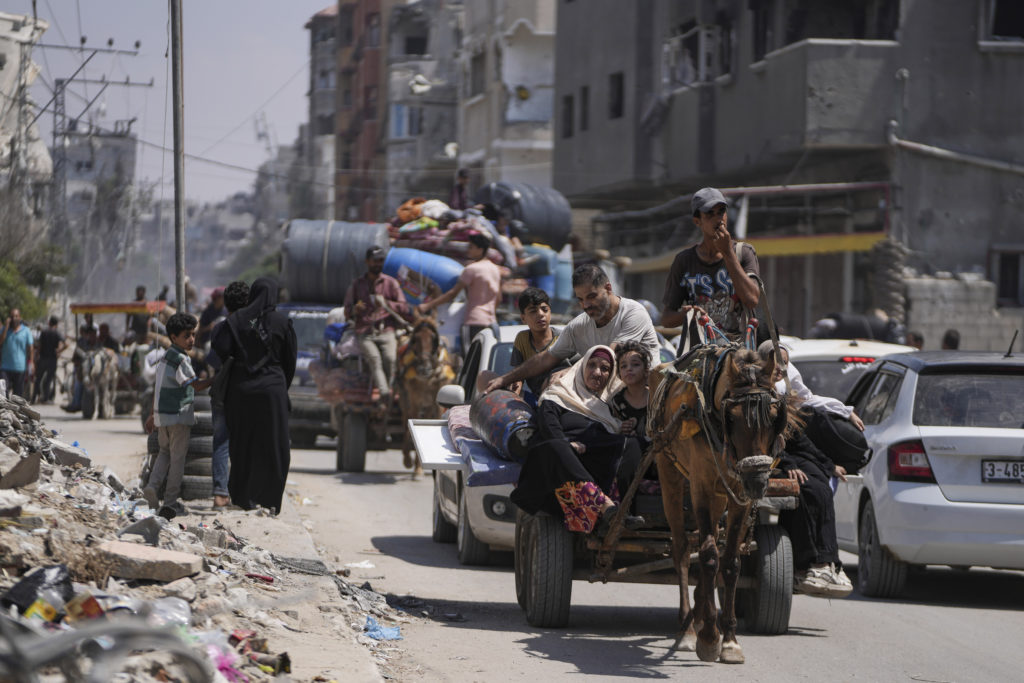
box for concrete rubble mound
[0,393,400,681]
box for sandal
[595,505,645,536]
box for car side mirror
[436,384,465,408]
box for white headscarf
[539,345,624,434]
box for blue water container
[383,247,464,305]
[554,253,574,313]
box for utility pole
[171,0,186,311]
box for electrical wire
[196,59,310,157]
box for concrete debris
[0,394,401,681]
[0,450,40,489]
[97,540,203,582]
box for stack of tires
[143,391,214,501]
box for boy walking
[143,313,211,519]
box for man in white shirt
[485,264,660,393]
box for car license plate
[981,460,1024,483]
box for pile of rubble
[0,393,403,681]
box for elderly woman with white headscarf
[510,345,645,535]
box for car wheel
[432,476,457,543]
[457,486,490,565]
[338,412,367,472]
[524,513,573,628]
[741,524,793,635]
[514,509,531,609]
[857,500,907,598]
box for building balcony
[664,38,900,184]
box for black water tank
[473,182,572,251]
[280,220,391,304]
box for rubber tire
[290,429,317,449]
[192,394,212,412]
[81,389,96,420]
[742,525,793,635]
[524,514,573,628]
[457,486,490,566]
[514,509,531,609]
[180,474,213,501]
[184,458,213,477]
[192,412,214,436]
[431,476,457,543]
[857,500,907,598]
[187,436,213,456]
[147,431,159,454]
[338,412,367,472]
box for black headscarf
[226,277,279,373]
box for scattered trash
[344,560,376,569]
[441,612,467,623]
[363,615,402,641]
[245,573,275,584]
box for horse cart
[514,477,799,632]
[68,301,167,420]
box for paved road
[289,438,1024,683]
[42,410,1023,682]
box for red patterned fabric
[554,481,609,533]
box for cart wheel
[81,389,96,420]
[857,500,907,598]
[338,412,367,472]
[514,509,531,609]
[432,475,457,543]
[524,513,573,627]
[457,484,490,565]
[742,525,793,635]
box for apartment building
[554,0,1024,336]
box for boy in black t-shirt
[660,187,761,339]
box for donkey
[82,347,120,419]
[397,318,457,476]
[649,345,796,664]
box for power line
[196,59,310,157]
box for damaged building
[554,0,1024,347]
[457,0,556,188]
[384,0,462,212]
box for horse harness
[649,343,784,506]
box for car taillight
[841,356,876,364]
[888,440,936,483]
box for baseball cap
[691,187,728,215]
[366,246,386,260]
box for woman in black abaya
[212,277,297,513]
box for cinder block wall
[905,276,1024,352]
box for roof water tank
[473,182,572,251]
[280,220,391,304]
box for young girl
[611,340,651,449]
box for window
[783,0,899,44]
[855,371,903,425]
[913,372,1024,428]
[579,85,589,131]
[340,73,352,107]
[469,52,486,97]
[608,72,624,119]
[368,13,385,47]
[339,5,354,47]
[341,146,352,170]
[716,11,735,76]
[317,69,334,89]
[561,94,574,138]
[364,86,378,119]
[751,0,775,61]
[390,104,424,138]
[405,35,428,55]
[995,248,1024,305]
[317,114,333,135]
[986,0,1024,40]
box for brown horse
[648,345,796,664]
[397,318,457,475]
